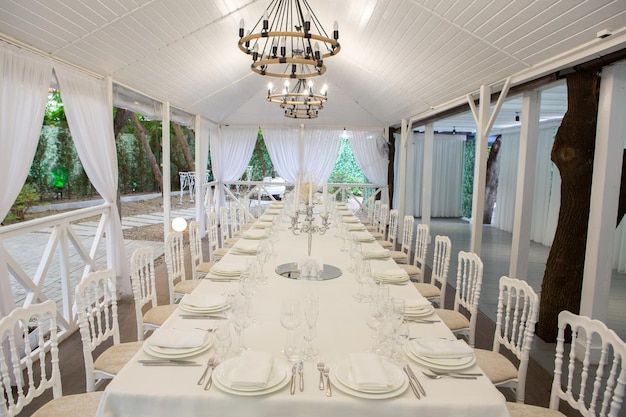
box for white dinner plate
[334,358,406,394]
[329,365,408,399]
[142,339,212,359]
[405,344,476,371]
[213,357,290,395]
[178,303,229,314]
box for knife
[402,366,421,399]
[140,360,201,367]
[298,360,304,392]
[180,314,227,320]
[290,362,298,395]
[405,365,426,397]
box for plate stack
[178,294,230,315]
[143,328,212,359]
[329,353,408,399]
[405,337,476,371]
[230,239,259,255]
[346,223,367,231]
[209,261,248,279]
[351,231,375,242]
[361,246,391,260]
[241,229,267,240]
[403,299,435,318]
[213,351,291,396]
[371,266,409,284]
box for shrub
[10,184,40,220]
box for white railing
[0,203,114,342]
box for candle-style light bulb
[239,19,245,38]
[333,21,339,40]
[263,11,269,31]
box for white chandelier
[237,0,341,79]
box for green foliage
[329,138,367,196]
[461,139,475,218]
[246,129,273,180]
[9,184,40,221]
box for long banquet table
[96,205,510,417]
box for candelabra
[290,204,331,256]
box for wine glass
[230,295,249,354]
[302,294,319,361]
[280,299,302,362]
[348,237,361,272]
[352,254,369,302]
[256,240,271,284]
[214,321,232,361]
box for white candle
[294,172,301,215]
[322,181,328,214]
[308,175,313,206]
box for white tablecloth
[96,213,509,417]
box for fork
[317,360,325,390]
[197,357,215,385]
[204,358,221,390]
[323,365,332,397]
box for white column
[422,123,434,227]
[397,119,410,236]
[581,62,626,321]
[470,85,491,255]
[509,90,540,280]
[162,102,171,240]
[194,115,205,233]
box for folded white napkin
[258,214,275,222]
[371,265,409,280]
[147,328,208,349]
[253,222,273,229]
[180,293,227,309]
[264,208,281,215]
[342,217,360,223]
[228,350,274,389]
[346,223,366,231]
[361,246,390,259]
[349,352,393,392]
[242,229,267,240]
[410,337,474,358]
[232,239,259,253]
[404,299,433,310]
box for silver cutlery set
[402,365,426,399]
[289,360,305,395]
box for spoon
[421,371,477,380]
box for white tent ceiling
[1,0,625,133]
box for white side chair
[378,208,397,249]
[365,200,381,231]
[189,220,217,279]
[208,211,229,260]
[165,231,199,304]
[389,215,413,264]
[399,223,429,281]
[414,235,451,306]
[130,247,177,341]
[474,276,539,403]
[371,203,388,240]
[220,206,238,247]
[364,197,376,226]
[0,300,103,417]
[435,251,483,347]
[75,270,142,392]
[507,310,626,417]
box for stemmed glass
[214,321,232,361]
[230,295,249,354]
[268,224,280,256]
[280,299,303,362]
[353,255,369,302]
[302,294,319,361]
[348,237,361,272]
[255,240,271,285]
[366,284,390,354]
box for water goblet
[255,240,271,284]
[231,295,249,354]
[280,299,303,362]
[214,321,232,361]
[303,294,319,361]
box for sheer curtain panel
[302,128,341,186]
[54,67,130,294]
[348,130,388,186]
[262,127,300,183]
[0,43,53,316]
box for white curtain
[302,128,342,186]
[398,132,464,217]
[349,130,388,186]
[194,117,210,233]
[54,67,130,294]
[262,127,300,183]
[0,43,53,316]
[210,126,257,211]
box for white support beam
[422,123,434,227]
[470,85,491,255]
[397,119,410,236]
[580,62,626,321]
[509,90,541,280]
[162,101,171,240]
[194,115,205,233]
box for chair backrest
[164,231,186,304]
[366,197,376,224]
[0,300,61,417]
[550,310,626,417]
[130,246,157,341]
[454,251,483,347]
[387,209,399,246]
[413,223,430,275]
[75,269,120,392]
[219,206,230,244]
[400,216,415,258]
[188,220,204,278]
[378,204,389,238]
[431,235,452,303]
[229,202,240,234]
[207,211,220,260]
[494,276,539,403]
[372,200,381,228]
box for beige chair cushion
[474,348,519,384]
[224,237,239,246]
[378,240,393,249]
[174,279,201,294]
[94,341,143,376]
[414,283,440,298]
[370,232,384,239]
[213,247,229,257]
[434,308,470,331]
[32,391,104,417]
[506,402,565,417]
[399,264,420,276]
[143,304,178,327]
[389,251,408,263]
[365,225,378,232]
[196,261,216,273]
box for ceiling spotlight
[452,127,457,135]
[515,112,520,122]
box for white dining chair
[378,208,397,249]
[370,203,388,240]
[189,220,217,279]
[474,276,539,403]
[389,215,413,264]
[0,300,103,416]
[130,246,177,341]
[165,231,200,304]
[398,223,429,281]
[434,250,483,347]
[414,235,451,306]
[75,270,143,392]
[507,310,626,417]
[207,211,229,261]
[365,200,381,230]
[220,206,239,247]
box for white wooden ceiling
[1,0,625,132]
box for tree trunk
[483,135,501,224]
[537,70,599,342]
[113,108,130,218]
[131,113,163,192]
[172,122,195,171]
